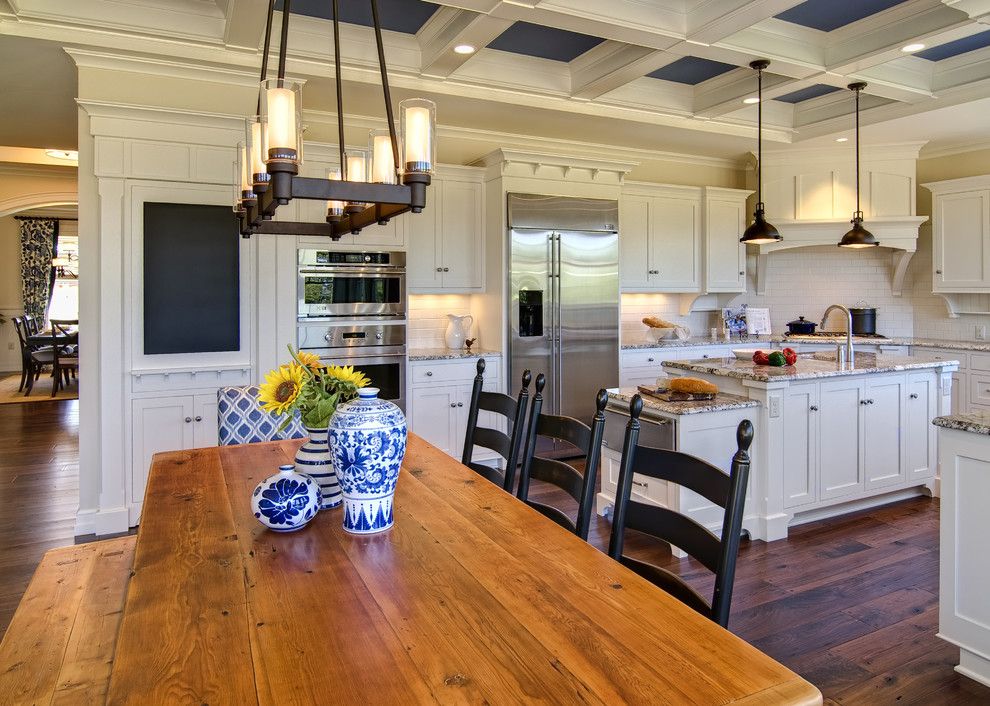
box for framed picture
[722,305,748,336]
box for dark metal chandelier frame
[236,0,431,239]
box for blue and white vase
[295,426,341,509]
[251,464,322,532]
[328,387,407,534]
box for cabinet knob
[647,357,655,362]
[184,416,192,423]
[443,267,450,272]
[909,393,919,399]
[810,405,818,411]
[860,400,868,406]
[436,267,443,272]
[457,402,463,407]
[450,402,456,408]
[739,271,745,276]
[195,415,202,422]
[426,371,433,376]
[936,270,943,275]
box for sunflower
[325,364,371,389]
[296,350,323,371]
[258,363,305,416]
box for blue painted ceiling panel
[487,22,605,63]
[280,0,439,34]
[916,30,990,61]
[646,56,737,85]
[775,83,841,103]
[775,0,908,32]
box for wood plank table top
[107,435,822,705]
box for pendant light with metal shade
[740,59,782,245]
[838,82,880,248]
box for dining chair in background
[607,394,752,628]
[49,321,78,397]
[516,374,607,541]
[461,358,531,492]
[217,385,307,445]
[13,315,55,396]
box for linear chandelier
[234,0,436,239]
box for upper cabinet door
[406,183,441,290]
[935,190,990,291]
[706,197,747,293]
[649,196,700,292]
[440,179,484,291]
[619,195,651,290]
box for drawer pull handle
[632,479,648,489]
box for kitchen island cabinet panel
[863,376,906,490]
[819,379,865,501]
[906,372,937,481]
[782,383,818,509]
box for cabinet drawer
[622,349,666,368]
[410,357,500,385]
[969,352,990,372]
[913,348,968,370]
[970,374,990,406]
[603,450,664,505]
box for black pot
[850,307,877,335]
[786,316,816,335]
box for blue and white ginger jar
[328,387,407,534]
[251,464,322,532]
[296,426,341,509]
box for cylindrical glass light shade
[399,98,436,174]
[327,169,345,219]
[260,78,303,165]
[369,129,397,184]
[346,152,367,183]
[246,116,270,186]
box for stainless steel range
[297,249,406,320]
[298,322,406,411]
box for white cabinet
[906,372,937,481]
[782,384,818,509]
[619,345,734,388]
[408,356,501,462]
[131,393,218,501]
[863,376,906,490]
[704,188,749,293]
[913,347,968,414]
[406,168,485,292]
[819,379,865,500]
[620,185,701,292]
[925,176,990,292]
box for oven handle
[299,268,406,275]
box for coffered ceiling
[2,0,990,160]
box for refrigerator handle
[554,232,563,414]
[546,233,554,344]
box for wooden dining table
[106,434,822,705]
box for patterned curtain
[19,218,57,318]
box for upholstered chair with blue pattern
[217,385,307,446]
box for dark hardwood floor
[1,401,988,704]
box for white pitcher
[445,314,474,350]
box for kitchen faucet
[821,304,854,365]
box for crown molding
[64,47,273,88]
[763,141,928,162]
[0,162,76,178]
[473,148,639,177]
[920,138,990,159]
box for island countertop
[662,352,959,383]
[607,387,760,415]
[933,411,990,436]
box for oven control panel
[299,249,406,268]
[298,323,406,352]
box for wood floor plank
[0,543,97,705]
[106,449,256,706]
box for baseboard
[74,506,130,538]
[790,486,928,527]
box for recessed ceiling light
[835,137,849,143]
[743,97,760,104]
[902,43,926,53]
[45,149,78,161]
[453,44,476,55]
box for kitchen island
[661,352,958,541]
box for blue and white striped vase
[328,387,407,534]
[295,426,341,509]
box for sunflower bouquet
[259,346,371,430]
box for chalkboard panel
[143,203,240,355]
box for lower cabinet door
[952,372,967,415]
[131,396,194,502]
[906,373,937,480]
[783,384,818,508]
[410,385,459,456]
[864,376,906,490]
[192,393,219,448]
[819,380,865,500]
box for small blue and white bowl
[251,464,322,532]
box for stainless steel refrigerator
[508,193,620,426]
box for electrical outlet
[6,342,12,351]
[977,325,987,341]
[768,396,781,418]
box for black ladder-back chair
[50,321,78,397]
[12,316,54,394]
[608,395,753,628]
[516,374,607,541]
[461,359,532,492]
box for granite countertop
[662,351,959,383]
[933,411,990,436]
[407,348,501,361]
[607,387,760,416]
[622,335,990,352]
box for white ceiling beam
[693,67,802,117]
[827,2,975,74]
[943,0,990,24]
[850,61,936,102]
[933,45,990,89]
[416,6,511,79]
[685,0,807,45]
[568,40,681,101]
[221,0,270,51]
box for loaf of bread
[669,377,718,395]
[642,315,678,329]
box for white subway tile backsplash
[407,294,475,348]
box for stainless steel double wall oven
[297,249,407,410]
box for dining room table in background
[102,433,823,705]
